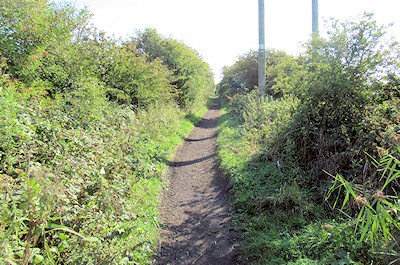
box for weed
[326,148,400,262]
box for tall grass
[327,149,400,259]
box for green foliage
[218,12,400,264]
[218,105,329,264]
[217,50,301,98]
[0,1,213,263]
[134,28,215,108]
[229,91,299,150]
[0,1,182,108]
[218,95,391,264]
[0,69,206,263]
[327,149,400,248]
[264,50,303,97]
[289,13,400,178]
[218,51,258,96]
[0,0,92,90]
[103,44,174,107]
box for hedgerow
[0,0,214,263]
[218,13,400,264]
[134,28,215,108]
[0,60,207,264]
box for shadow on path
[154,98,239,265]
[169,154,216,168]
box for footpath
[154,98,239,264]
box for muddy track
[153,98,239,265]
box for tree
[0,0,91,77]
[290,13,399,178]
[264,50,302,98]
[133,28,214,108]
[102,44,174,107]
[218,51,258,97]
[218,50,301,98]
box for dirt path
[153,98,239,265]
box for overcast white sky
[62,0,400,82]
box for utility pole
[312,0,319,35]
[258,0,266,96]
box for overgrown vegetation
[218,13,400,264]
[133,28,214,108]
[0,0,214,263]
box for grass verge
[217,102,387,264]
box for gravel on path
[153,98,239,265]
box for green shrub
[217,51,258,97]
[0,54,208,265]
[0,0,92,91]
[1,1,213,263]
[326,149,400,259]
[102,44,174,108]
[134,28,215,108]
[217,12,400,265]
[218,97,391,264]
[217,50,302,98]
[288,13,400,179]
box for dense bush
[218,13,400,264]
[227,91,299,152]
[134,28,215,108]
[217,50,301,98]
[102,43,174,107]
[287,13,400,180]
[218,51,258,96]
[1,0,93,93]
[0,73,208,264]
[264,50,303,98]
[0,0,213,263]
